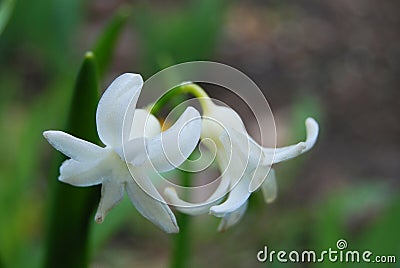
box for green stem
[149,87,202,268]
[149,83,212,116]
[170,167,192,268]
[149,84,209,268]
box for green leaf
[93,7,130,78]
[43,52,100,268]
[0,0,15,36]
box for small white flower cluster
[44,73,319,233]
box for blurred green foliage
[134,0,226,77]
[93,8,130,78]
[0,0,82,70]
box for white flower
[165,98,318,231]
[43,73,201,233]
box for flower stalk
[150,83,212,115]
[149,84,208,268]
[169,167,192,268]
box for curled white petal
[201,105,246,141]
[217,201,248,232]
[95,180,125,223]
[218,130,250,187]
[125,169,179,233]
[220,128,264,176]
[261,169,277,203]
[133,106,201,173]
[43,131,103,162]
[210,175,250,217]
[96,73,143,148]
[164,173,230,216]
[266,142,307,164]
[303,117,319,153]
[263,117,319,164]
[59,158,109,186]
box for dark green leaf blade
[93,8,130,78]
[43,51,100,268]
[0,0,15,36]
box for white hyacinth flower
[165,96,318,232]
[43,73,201,233]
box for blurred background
[0,0,399,267]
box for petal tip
[120,72,143,83]
[184,106,201,118]
[42,131,49,138]
[248,183,258,193]
[168,225,180,234]
[305,117,317,125]
[164,187,177,199]
[265,197,276,204]
[95,213,104,224]
[305,117,319,133]
[42,130,56,140]
[209,206,222,217]
[160,216,180,234]
[218,226,227,233]
[304,117,319,149]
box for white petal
[43,131,103,162]
[129,109,161,139]
[117,137,147,164]
[125,169,179,233]
[133,106,201,173]
[219,128,274,193]
[261,168,278,203]
[248,164,271,192]
[210,175,250,217]
[220,128,264,185]
[217,201,248,232]
[263,117,319,163]
[164,173,230,216]
[96,73,143,148]
[59,158,110,186]
[303,117,319,152]
[265,142,307,164]
[223,129,263,168]
[201,105,246,142]
[94,180,125,223]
